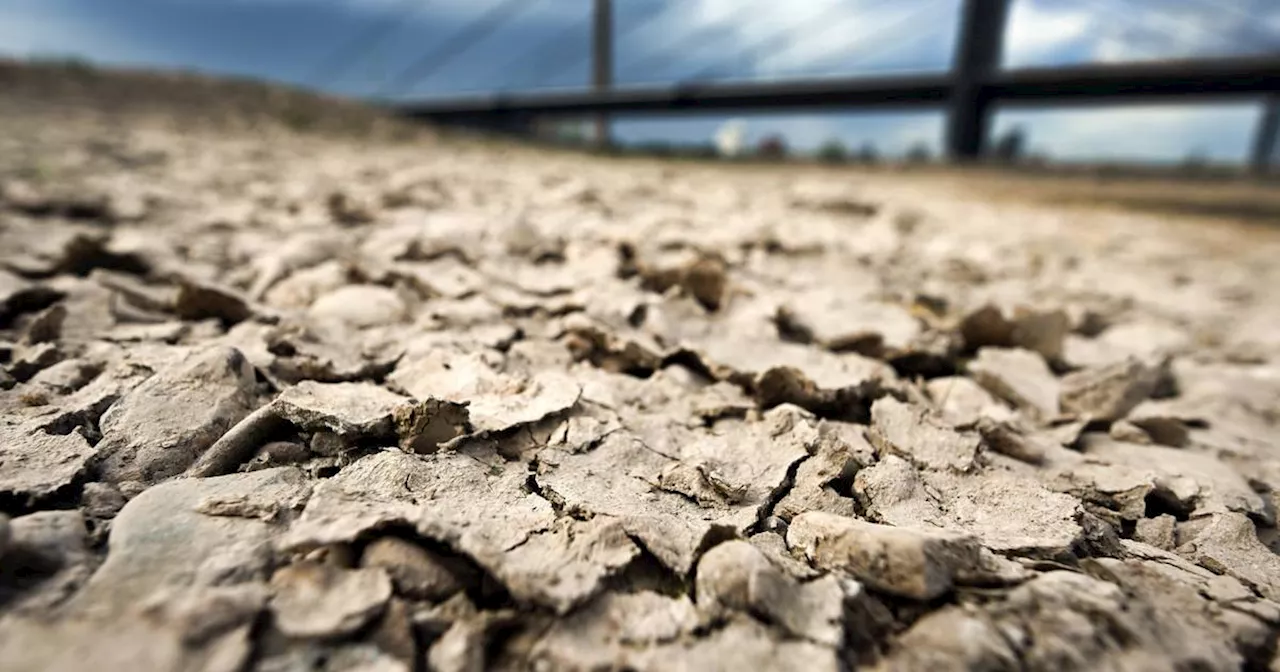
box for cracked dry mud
[4,85,1280,672]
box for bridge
[368,0,1280,173]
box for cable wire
[527,0,678,89]
[375,0,541,99]
[496,10,593,90]
[839,2,951,73]
[682,0,888,81]
[1174,0,1280,56]
[748,0,945,81]
[307,0,430,90]
[1074,0,1276,61]
[618,11,747,82]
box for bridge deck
[393,55,1280,120]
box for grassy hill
[0,57,422,139]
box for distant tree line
[600,124,1039,167]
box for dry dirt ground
[3,64,1280,672]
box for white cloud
[1006,0,1280,66]
[0,4,158,63]
[210,0,584,21]
[1003,0,1091,67]
[657,0,960,79]
[993,102,1261,163]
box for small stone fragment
[309,284,407,328]
[257,320,402,384]
[327,189,377,226]
[0,420,96,506]
[27,358,101,394]
[748,531,821,580]
[308,431,347,457]
[494,516,639,614]
[7,510,89,571]
[1109,419,1152,444]
[393,398,471,454]
[91,268,175,314]
[1135,514,1177,550]
[1182,512,1280,601]
[81,482,127,520]
[658,461,748,506]
[773,429,866,520]
[1,510,93,611]
[241,441,311,472]
[1128,414,1191,448]
[684,256,728,311]
[19,303,66,344]
[634,253,729,312]
[196,492,290,522]
[1044,416,1089,448]
[360,537,466,602]
[1,268,63,323]
[269,561,393,638]
[968,347,1060,419]
[961,305,1070,362]
[990,570,1241,671]
[1081,435,1266,521]
[975,418,1047,464]
[1010,307,1070,362]
[76,468,310,611]
[426,611,518,672]
[371,598,417,664]
[525,591,700,670]
[1060,357,1161,422]
[390,347,580,436]
[186,405,287,478]
[7,342,61,382]
[629,614,839,672]
[854,455,943,523]
[95,346,257,484]
[777,291,921,355]
[925,376,1015,426]
[0,612,253,672]
[273,380,408,439]
[174,278,254,326]
[787,511,981,600]
[960,304,1014,350]
[696,539,857,646]
[411,592,480,642]
[856,457,1082,554]
[872,607,1019,672]
[869,397,979,472]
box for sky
[1,0,1277,163]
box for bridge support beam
[1252,95,1279,176]
[946,0,1010,162]
[431,113,539,137]
[592,0,613,147]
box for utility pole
[946,0,1010,162]
[1251,95,1279,176]
[592,0,613,147]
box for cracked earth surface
[3,78,1280,672]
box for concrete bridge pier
[591,0,613,148]
[946,0,1010,162]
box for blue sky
[1,0,1277,163]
